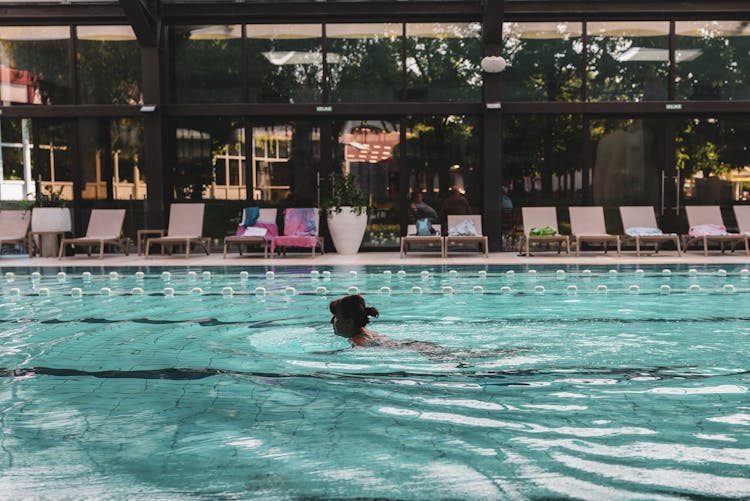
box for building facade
[1,0,749,249]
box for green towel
[529,226,556,236]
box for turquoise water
[1,265,749,500]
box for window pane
[502,22,582,101]
[172,25,242,103]
[0,118,33,201]
[77,25,142,104]
[676,21,750,100]
[405,23,481,102]
[406,115,480,233]
[111,118,145,200]
[334,119,400,249]
[174,117,245,200]
[587,21,669,101]
[36,120,74,201]
[247,24,323,103]
[678,117,750,206]
[250,122,320,205]
[0,26,71,105]
[327,23,402,102]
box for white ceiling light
[480,55,507,73]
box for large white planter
[327,206,367,254]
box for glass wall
[676,21,750,100]
[246,24,323,103]
[327,23,403,102]
[0,118,33,200]
[334,119,400,248]
[405,23,481,101]
[502,22,583,101]
[587,21,669,101]
[0,26,71,105]
[172,25,242,103]
[77,25,142,105]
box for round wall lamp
[480,55,507,73]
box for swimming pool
[1,265,749,499]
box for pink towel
[270,236,319,254]
[283,208,317,236]
[235,222,279,241]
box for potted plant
[323,172,369,254]
[22,185,73,257]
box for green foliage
[18,185,67,211]
[322,172,369,215]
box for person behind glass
[329,294,384,347]
[502,186,513,209]
[409,191,438,223]
[439,186,471,232]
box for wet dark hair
[329,294,379,328]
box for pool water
[1,265,749,500]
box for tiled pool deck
[2,249,749,268]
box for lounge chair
[444,215,488,257]
[569,206,621,256]
[520,207,570,257]
[145,203,210,258]
[400,224,443,258]
[683,206,748,256]
[0,210,32,256]
[270,208,324,257]
[58,209,128,259]
[223,208,278,258]
[619,206,681,256]
[734,205,750,241]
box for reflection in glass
[250,122,320,205]
[247,24,323,103]
[405,23,481,102]
[587,21,669,101]
[676,21,750,100]
[327,23,402,102]
[77,26,142,105]
[678,117,750,204]
[0,26,71,105]
[591,118,664,207]
[0,118,34,200]
[172,25,242,103]
[174,117,245,200]
[406,115,480,228]
[35,120,74,201]
[501,22,582,101]
[334,119,400,248]
[503,115,584,206]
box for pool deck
[2,249,749,268]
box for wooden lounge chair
[0,210,32,256]
[400,224,443,258]
[270,208,324,257]
[683,206,748,256]
[145,203,210,258]
[619,206,681,256]
[444,215,488,257]
[520,207,570,257]
[733,206,750,251]
[223,208,278,258]
[59,209,128,259]
[569,206,621,256]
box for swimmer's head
[329,294,379,338]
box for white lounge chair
[619,206,681,256]
[145,203,210,258]
[683,206,748,256]
[444,215,488,257]
[0,210,32,256]
[569,206,620,256]
[223,208,278,258]
[59,209,128,259]
[270,208,325,257]
[520,207,570,257]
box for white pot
[31,207,73,257]
[327,207,367,254]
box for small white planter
[31,207,72,257]
[327,206,367,254]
